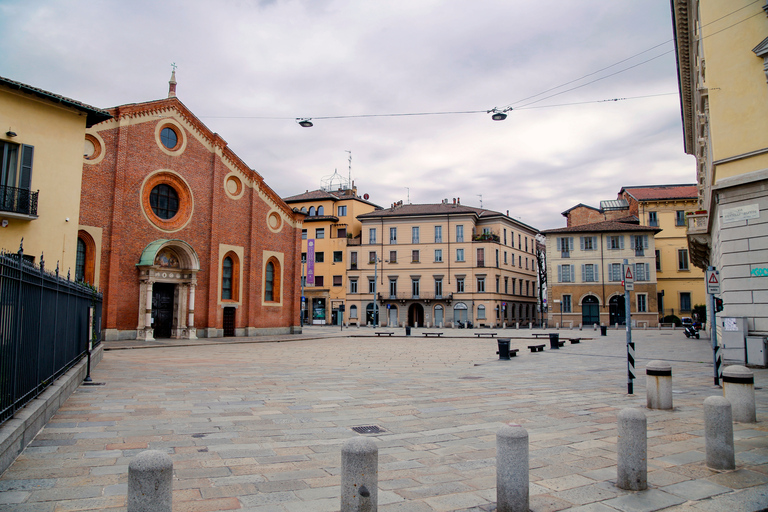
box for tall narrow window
[76,238,86,282]
[456,225,464,242]
[675,210,685,226]
[435,278,443,298]
[223,257,234,300]
[264,261,274,301]
[390,227,397,244]
[678,249,689,270]
[369,228,377,244]
[412,226,419,243]
[648,211,659,227]
[435,225,442,243]
[477,248,485,267]
[264,257,280,302]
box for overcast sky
[0,0,696,230]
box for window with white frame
[609,263,623,281]
[338,205,347,216]
[477,276,485,292]
[582,263,599,282]
[580,236,597,251]
[456,248,465,262]
[558,264,574,282]
[389,278,397,298]
[434,225,442,243]
[412,278,420,297]
[678,249,689,270]
[456,277,465,292]
[412,226,419,243]
[369,228,377,244]
[456,224,464,242]
[315,228,325,239]
[637,294,647,312]
[434,249,443,262]
[412,250,420,263]
[675,210,686,226]
[368,278,375,293]
[390,227,397,244]
[349,279,358,293]
[349,305,358,318]
[477,304,486,319]
[389,250,397,263]
[635,262,650,281]
[435,278,443,298]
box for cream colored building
[619,185,706,320]
[672,0,768,335]
[543,220,660,328]
[284,184,379,325]
[0,76,110,273]
[346,200,539,328]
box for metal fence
[0,241,102,425]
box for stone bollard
[646,360,673,410]
[341,437,377,512]
[128,450,173,512]
[704,396,735,470]
[617,408,647,491]
[496,424,528,512]
[722,365,756,423]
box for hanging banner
[307,239,315,285]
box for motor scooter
[684,325,700,339]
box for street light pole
[373,256,379,328]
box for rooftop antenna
[477,194,483,208]
[345,150,352,189]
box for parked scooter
[684,325,700,339]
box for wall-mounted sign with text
[721,203,760,224]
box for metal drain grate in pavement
[351,425,387,435]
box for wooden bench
[497,348,520,357]
[475,332,497,338]
[422,332,444,337]
[532,333,549,339]
[375,331,394,337]
[528,344,545,352]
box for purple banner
[307,239,315,285]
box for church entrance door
[152,283,175,338]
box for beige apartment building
[345,200,539,328]
[283,183,378,325]
[619,185,706,320]
[672,0,768,335]
[543,219,660,328]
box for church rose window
[150,184,179,219]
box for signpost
[707,267,721,385]
[623,259,634,394]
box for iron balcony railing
[0,185,39,217]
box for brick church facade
[79,75,302,340]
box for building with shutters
[346,199,539,328]
[0,76,111,270]
[283,180,379,325]
[542,219,660,328]
[78,73,302,340]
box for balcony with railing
[379,292,453,303]
[686,211,708,236]
[0,186,38,218]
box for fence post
[496,424,528,512]
[617,408,647,491]
[341,437,377,512]
[704,396,735,470]
[128,450,173,512]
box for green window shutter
[19,145,34,190]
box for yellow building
[346,200,539,328]
[619,185,706,320]
[672,0,768,335]
[284,183,379,324]
[0,76,111,272]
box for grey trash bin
[600,326,607,336]
[405,325,411,336]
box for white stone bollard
[704,396,735,470]
[496,424,528,512]
[646,361,673,410]
[128,450,173,512]
[722,365,756,423]
[341,437,378,512]
[617,408,647,491]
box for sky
[0,0,697,230]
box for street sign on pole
[623,263,634,291]
[706,269,721,295]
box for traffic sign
[706,269,720,294]
[623,264,634,291]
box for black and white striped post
[624,259,634,395]
[706,267,721,386]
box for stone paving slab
[1,327,767,511]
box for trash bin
[405,325,411,336]
[600,326,607,336]
[497,338,511,360]
[549,333,560,349]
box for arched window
[265,257,281,303]
[308,206,315,216]
[221,252,240,301]
[477,304,486,319]
[76,230,96,284]
[317,205,324,215]
[349,305,358,318]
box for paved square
[1,327,767,511]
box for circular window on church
[160,127,178,150]
[141,171,194,232]
[150,184,179,219]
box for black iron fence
[0,185,39,217]
[0,242,102,425]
